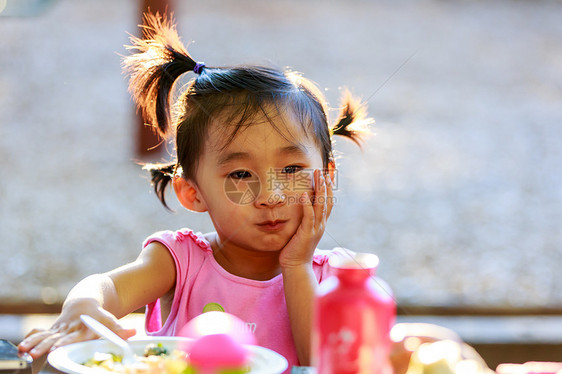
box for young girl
[18,12,383,371]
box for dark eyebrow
[278,144,309,157]
[217,151,251,166]
[217,145,309,166]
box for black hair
[123,12,372,209]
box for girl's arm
[107,241,177,318]
[280,169,333,365]
[281,264,318,365]
[18,242,175,359]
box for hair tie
[193,62,206,75]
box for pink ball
[178,311,256,345]
[177,311,257,369]
[189,333,249,369]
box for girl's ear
[326,161,336,184]
[173,177,208,212]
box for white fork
[80,314,136,366]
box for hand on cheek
[279,169,334,269]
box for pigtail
[331,90,373,147]
[124,12,199,209]
[123,12,197,137]
[142,162,177,210]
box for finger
[28,331,64,358]
[18,330,53,352]
[117,328,137,340]
[319,174,328,222]
[96,313,132,338]
[52,329,97,350]
[300,191,314,232]
[325,170,334,218]
[20,328,46,347]
[313,169,327,224]
[311,169,321,208]
[25,328,45,338]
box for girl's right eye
[228,170,252,179]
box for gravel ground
[1,0,561,310]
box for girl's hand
[18,298,136,359]
[279,168,334,269]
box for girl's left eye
[228,170,252,179]
[282,165,303,174]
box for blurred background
[1,0,561,367]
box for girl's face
[193,107,325,254]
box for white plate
[48,336,288,374]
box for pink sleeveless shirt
[142,228,351,370]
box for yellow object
[405,340,487,374]
[202,302,226,313]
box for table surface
[291,368,316,374]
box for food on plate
[143,343,168,356]
[83,343,188,374]
[82,342,250,374]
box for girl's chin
[253,235,292,252]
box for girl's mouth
[256,220,288,232]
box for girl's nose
[254,187,287,207]
[254,174,287,208]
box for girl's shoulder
[312,246,356,266]
[143,228,212,253]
